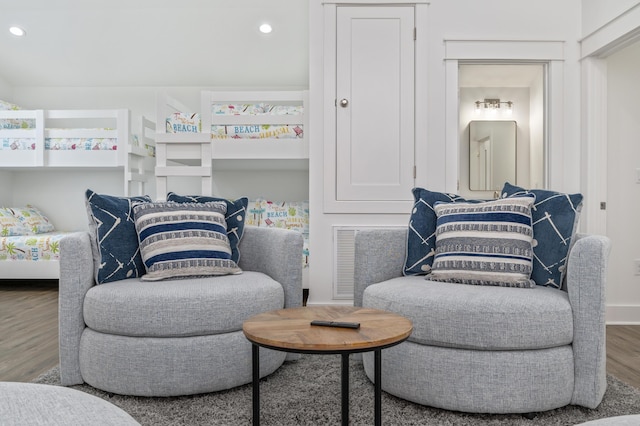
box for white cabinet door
[335,6,415,202]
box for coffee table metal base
[251,345,383,426]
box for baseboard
[606,304,640,325]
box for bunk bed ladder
[154,134,212,197]
[126,115,156,196]
[155,92,212,198]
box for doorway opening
[458,63,546,198]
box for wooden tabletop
[242,306,413,354]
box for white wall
[308,0,583,305]
[579,0,640,323]
[12,86,186,124]
[0,74,12,101]
[582,0,640,38]
[605,40,640,323]
[426,0,582,194]
[8,170,124,231]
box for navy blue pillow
[85,189,151,284]
[501,182,583,288]
[166,193,248,264]
[404,188,473,275]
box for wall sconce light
[474,98,513,114]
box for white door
[335,6,415,201]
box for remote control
[310,320,360,329]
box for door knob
[339,98,349,107]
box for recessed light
[259,23,272,34]
[9,26,26,37]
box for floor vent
[334,227,356,299]
[333,225,404,300]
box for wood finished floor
[0,280,59,382]
[1,280,640,390]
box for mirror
[469,120,516,191]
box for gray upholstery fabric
[364,276,573,350]
[79,329,285,396]
[238,226,303,311]
[353,227,408,308]
[353,228,610,413]
[362,341,574,414]
[568,234,611,409]
[83,272,284,337]
[238,226,304,363]
[59,232,96,386]
[59,226,303,395]
[0,382,139,425]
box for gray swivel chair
[59,226,303,396]
[354,228,610,413]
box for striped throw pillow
[166,192,248,264]
[133,201,241,281]
[426,196,536,288]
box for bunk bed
[154,89,310,284]
[0,107,156,196]
[155,89,308,195]
[0,103,156,279]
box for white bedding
[211,103,303,116]
[1,136,118,151]
[0,232,69,262]
[210,124,303,140]
[246,198,309,268]
[166,103,305,140]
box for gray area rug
[34,355,640,425]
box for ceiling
[0,3,544,90]
[0,0,309,88]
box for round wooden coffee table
[242,306,413,426]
